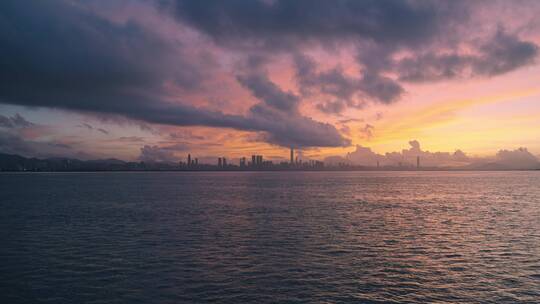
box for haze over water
[1,171,540,303]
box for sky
[1,0,540,166]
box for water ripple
[1,171,540,303]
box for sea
[1,171,539,303]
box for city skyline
[2,138,539,171]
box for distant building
[187,154,191,166]
[252,155,256,167]
[223,157,227,167]
[417,156,420,169]
[290,147,294,165]
[218,157,222,167]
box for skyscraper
[218,157,222,168]
[187,154,191,167]
[417,156,420,169]
[290,147,294,165]
[252,155,256,167]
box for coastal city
[0,147,427,172]
[181,148,324,170]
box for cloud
[237,73,300,112]
[0,113,34,129]
[336,140,472,167]
[494,147,539,169]
[161,0,452,49]
[168,131,205,141]
[1,0,538,153]
[326,140,539,169]
[160,0,459,107]
[237,73,349,147]
[116,136,146,143]
[359,124,374,140]
[294,54,402,112]
[77,123,94,130]
[0,0,347,149]
[163,0,537,110]
[397,28,538,82]
[138,144,190,162]
[316,100,348,115]
[294,54,358,101]
[76,123,109,135]
[0,130,93,159]
[97,128,109,135]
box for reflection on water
[1,171,540,303]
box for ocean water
[1,171,539,303]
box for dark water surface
[1,171,540,303]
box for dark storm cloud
[162,0,537,111]
[0,113,34,129]
[237,74,300,112]
[0,0,199,109]
[294,53,403,111]
[239,74,350,147]
[294,54,358,101]
[161,0,449,48]
[159,0,457,106]
[0,0,347,148]
[316,100,348,115]
[1,0,538,149]
[247,104,350,148]
[474,28,538,76]
[397,28,539,82]
[162,0,442,106]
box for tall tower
[187,154,191,166]
[290,147,294,165]
[417,156,420,169]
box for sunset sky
[1,0,540,164]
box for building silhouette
[290,147,294,165]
